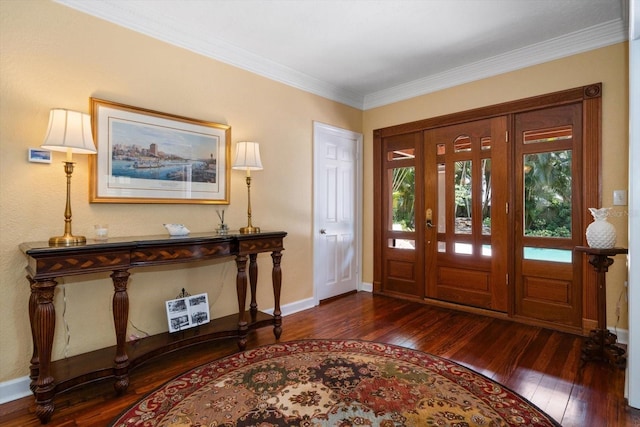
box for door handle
[320,229,327,234]
[426,208,434,228]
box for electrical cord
[61,261,233,345]
[128,320,150,341]
[61,281,70,359]
[614,285,628,336]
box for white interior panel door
[313,122,362,302]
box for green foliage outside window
[524,151,572,238]
[389,150,571,238]
[392,167,415,231]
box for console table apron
[20,231,286,424]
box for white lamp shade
[41,109,97,154]
[232,141,263,170]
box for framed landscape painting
[89,98,230,204]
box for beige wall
[0,1,362,382]
[362,42,630,332]
[0,0,629,386]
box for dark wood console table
[20,231,286,424]
[575,246,627,369]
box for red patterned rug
[110,340,560,426]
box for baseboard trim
[0,376,31,405]
[611,327,629,345]
[360,282,373,293]
[262,297,316,317]
[0,297,319,406]
[2,292,625,406]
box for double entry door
[375,100,588,330]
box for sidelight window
[521,124,574,263]
[391,166,415,231]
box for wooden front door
[423,117,509,311]
[373,84,601,334]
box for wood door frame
[373,83,602,333]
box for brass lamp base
[49,234,86,246]
[49,160,87,247]
[239,226,260,234]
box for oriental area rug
[110,340,560,426]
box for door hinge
[506,273,509,286]
[505,202,509,214]
[505,131,509,143]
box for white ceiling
[55,0,628,109]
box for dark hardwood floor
[1,292,638,426]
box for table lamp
[232,141,263,234]
[41,109,97,246]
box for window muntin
[438,134,492,255]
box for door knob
[320,229,327,234]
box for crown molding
[54,0,365,108]
[55,1,627,111]
[363,18,628,110]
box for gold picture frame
[90,98,230,204]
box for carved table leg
[235,254,248,350]
[31,278,58,424]
[111,270,131,394]
[248,253,258,321]
[27,277,39,393]
[271,250,283,340]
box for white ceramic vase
[586,207,616,249]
